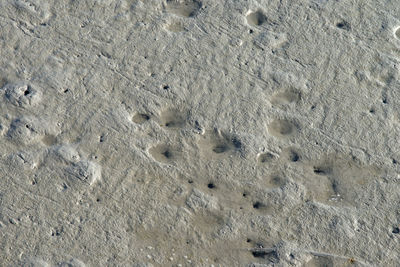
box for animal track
[305,154,381,206]
[3,82,42,107]
[165,0,202,18]
[246,10,267,26]
[280,147,300,162]
[265,174,286,188]
[41,134,57,146]
[198,129,242,159]
[165,21,185,32]
[7,117,41,145]
[257,152,275,164]
[149,144,178,163]
[132,113,150,124]
[268,119,297,138]
[271,89,301,106]
[160,109,186,129]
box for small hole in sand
[289,151,300,162]
[163,85,170,90]
[253,202,262,209]
[313,166,331,175]
[393,227,400,234]
[336,21,351,30]
[162,150,172,158]
[247,238,251,243]
[207,183,215,189]
[188,180,193,184]
[149,144,177,163]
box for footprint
[165,21,185,32]
[257,152,275,164]
[132,113,150,124]
[264,174,286,188]
[165,0,202,18]
[267,119,297,138]
[305,154,381,206]
[160,108,186,129]
[198,129,242,159]
[149,144,179,163]
[41,134,57,146]
[7,116,42,145]
[271,89,301,106]
[280,147,300,162]
[246,10,267,26]
[4,82,42,107]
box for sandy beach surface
[1,0,400,266]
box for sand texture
[1,0,400,266]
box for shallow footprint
[149,144,179,163]
[271,89,301,106]
[268,119,297,138]
[198,129,242,159]
[165,0,202,18]
[280,147,300,162]
[257,152,275,164]
[132,113,150,124]
[165,21,185,32]
[160,108,186,129]
[246,10,267,26]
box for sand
[1,0,400,266]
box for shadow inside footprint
[160,108,186,129]
[246,10,267,26]
[149,144,178,163]
[132,113,150,124]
